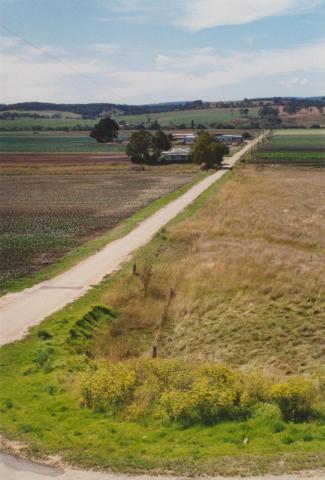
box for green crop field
[115,107,259,127]
[259,133,325,151]
[0,117,96,130]
[251,129,325,166]
[0,135,125,153]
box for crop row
[258,134,325,152]
[0,173,193,287]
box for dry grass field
[99,166,325,374]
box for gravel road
[0,135,264,346]
[1,453,324,480]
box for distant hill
[0,100,204,117]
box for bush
[240,371,270,406]
[33,346,53,368]
[82,360,240,424]
[38,329,53,340]
[82,363,137,411]
[81,359,320,425]
[270,377,317,421]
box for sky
[0,0,325,104]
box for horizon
[1,95,325,107]
[0,0,325,104]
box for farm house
[159,147,190,163]
[172,132,196,144]
[216,134,243,144]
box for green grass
[0,135,125,153]
[1,173,206,294]
[1,170,324,475]
[0,118,96,130]
[116,107,259,127]
[0,108,259,131]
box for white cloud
[0,38,324,103]
[176,0,320,31]
[103,40,325,102]
[280,77,310,88]
[102,0,320,31]
[0,49,105,103]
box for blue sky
[0,0,325,104]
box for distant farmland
[0,135,125,153]
[252,129,325,166]
[0,107,259,130]
[116,107,259,126]
[0,117,96,130]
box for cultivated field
[0,134,125,153]
[252,129,325,166]
[0,173,194,289]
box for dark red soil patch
[0,153,130,166]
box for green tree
[90,117,119,143]
[126,131,153,164]
[258,106,281,128]
[151,130,171,158]
[191,132,229,168]
[148,120,161,130]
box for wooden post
[168,287,174,304]
[132,263,137,275]
[152,344,157,358]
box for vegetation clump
[82,358,322,425]
[191,131,229,168]
[89,117,119,143]
[126,130,171,164]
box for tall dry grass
[95,166,325,374]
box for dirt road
[1,453,324,480]
[0,135,265,346]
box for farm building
[172,132,196,144]
[159,147,190,163]
[216,134,243,144]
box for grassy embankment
[1,165,324,475]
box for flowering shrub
[81,359,321,424]
[270,377,317,421]
[82,363,137,411]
